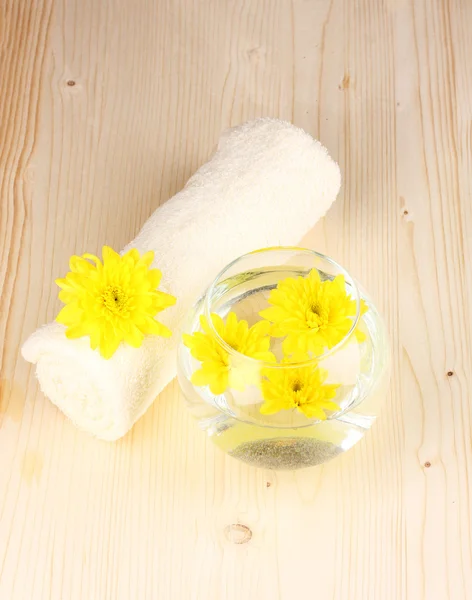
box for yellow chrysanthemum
[183,312,276,395]
[260,364,340,420]
[56,246,176,359]
[259,269,368,356]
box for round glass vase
[177,247,390,470]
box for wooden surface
[1,0,471,598]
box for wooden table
[1,1,471,598]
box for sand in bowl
[230,437,342,470]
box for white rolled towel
[22,118,341,441]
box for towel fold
[22,118,341,441]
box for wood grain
[1,0,471,598]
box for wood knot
[247,47,264,61]
[424,461,431,468]
[338,73,350,90]
[66,80,76,87]
[224,524,252,544]
[447,371,454,377]
[20,451,44,484]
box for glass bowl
[177,247,390,470]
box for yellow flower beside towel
[56,246,176,359]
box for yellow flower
[56,246,176,359]
[259,269,368,356]
[183,312,276,395]
[260,363,340,420]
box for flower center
[292,379,303,392]
[306,301,328,329]
[102,285,129,315]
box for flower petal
[191,363,229,395]
[147,268,163,290]
[102,246,121,266]
[154,290,176,310]
[140,250,155,267]
[143,318,172,337]
[64,323,92,339]
[69,255,95,275]
[123,324,145,348]
[56,303,82,325]
[82,253,102,268]
[125,248,140,265]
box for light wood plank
[1,0,471,598]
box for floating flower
[259,269,367,356]
[183,312,276,395]
[260,363,340,420]
[56,246,176,359]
